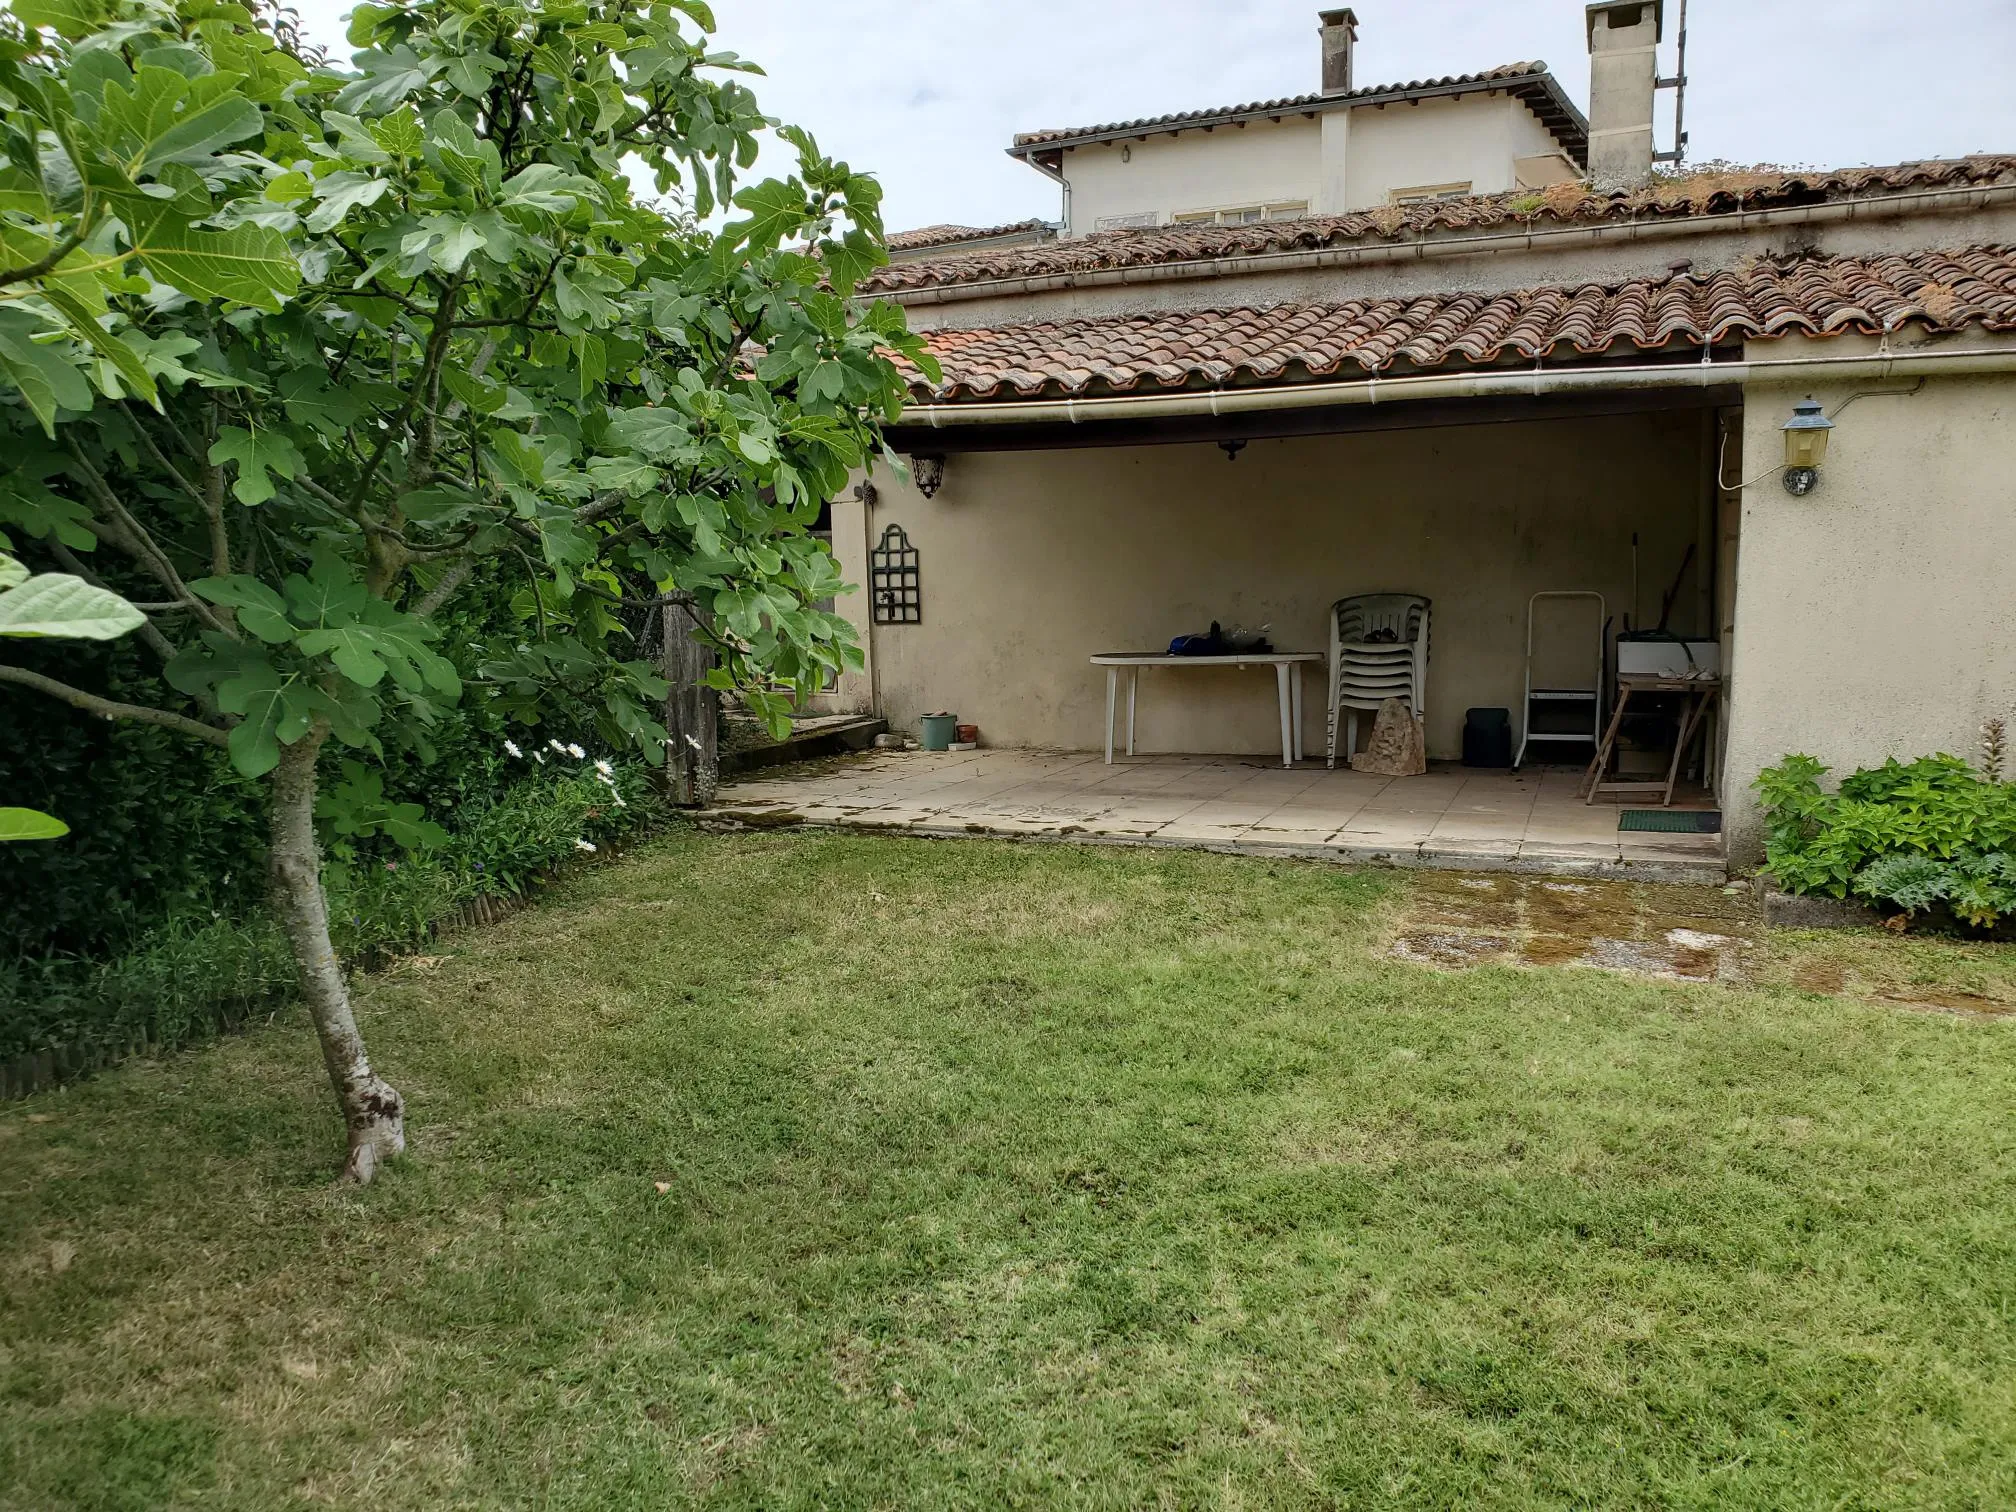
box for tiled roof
[1008,62,1583,161]
[862,157,2016,297]
[902,246,2016,400]
[886,219,1054,252]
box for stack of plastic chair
[1326,594,1431,769]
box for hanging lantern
[1780,397,1836,496]
[910,454,946,499]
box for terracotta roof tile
[861,157,2016,296]
[1010,61,1560,149]
[902,246,2016,400]
[886,219,1054,252]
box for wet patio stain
[1390,932,1518,968]
[1391,873,1754,983]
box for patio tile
[1427,820,1533,847]
[1174,803,1281,829]
[1420,838,1523,868]
[1105,797,1210,824]
[709,749,1724,882]
[1328,820,1431,844]
[1517,840,1624,865]
[1155,818,1262,844]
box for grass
[4,830,2016,1509]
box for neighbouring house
[822,2,2016,866]
[884,219,1060,263]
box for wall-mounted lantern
[1780,397,1836,496]
[910,454,946,499]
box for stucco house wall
[1342,94,1528,202]
[833,409,1714,761]
[1063,119,1321,232]
[1056,91,1568,234]
[1722,336,2016,862]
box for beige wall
[834,410,1713,760]
[1722,339,2016,861]
[1063,120,1321,234]
[1056,92,1566,234]
[1343,94,1525,202]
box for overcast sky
[289,0,2015,235]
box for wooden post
[662,592,719,806]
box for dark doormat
[1620,809,1722,834]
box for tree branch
[348,276,462,532]
[62,445,236,639]
[0,664,230,747]
[201,401,229,578]
[45,539,182,664]
[0,228,87,290]
[412,561,474,617]
[119,401,232,580]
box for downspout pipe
[906,345,2016,430]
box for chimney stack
[1584,1,1662,188]
[1318,8,1358,94]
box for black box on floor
[1462,708,1512,768]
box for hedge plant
[1756,753,2016,927]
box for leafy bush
[328,751,666,960]
[0,752,667,1063]
[0,913,297,1065]
[1756,753,2016,927]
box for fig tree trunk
[269,728,404,1182]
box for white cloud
[289,0,2015,234]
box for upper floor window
[1389,182,1474,206]
[1169,201,1310,227]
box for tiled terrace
[703,749,1725,883]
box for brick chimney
[1584,1,1662,188]
[1318,8,1358,94]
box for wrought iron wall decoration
[871,524,922,624]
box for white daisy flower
[566,743,586,760]
[574,838,598,852]
[504,739,523,758]
[594,758,615,777]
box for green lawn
[5,831,2016,1509]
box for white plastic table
[1091,652,1326,768]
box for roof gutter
[901,344,2016,429]
[883,182,2016,308]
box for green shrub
[1,754,669,1064]
[0,914,295,1064]
[1756,753,2016,927]
[327,753,667,960]
[0,565,614,962]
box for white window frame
[1388,182,1474,206]
[1169,201,1310,227]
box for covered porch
[824,381,1737,867]
[703,749,1725,883]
